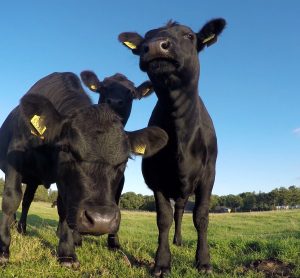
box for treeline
[211,185,300,212]
[0,178,299,212]
[119,186,300,212]
[0,178,58,203]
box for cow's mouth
[141,57,180,74]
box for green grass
[0,201,299,277]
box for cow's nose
[144,39,171,54]
[77,205,120,236]
[160,40,170,51]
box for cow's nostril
[84,210,94,225]
[117,100,124,106]
[161,40,170,50]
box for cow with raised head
[0,72,168,266]
[119,18,226,276]
[80,71,153,126]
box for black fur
[119,18,226,276]
[0,72,168,265]
[80,71,153,126]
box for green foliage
[119,192,156,211]
[33,186,50,202]
[120,192,148,210]
[0,178,4,196]
[215,186,300,212]
[0,177,299,213]
[48,189,58,203]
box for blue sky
[0,1,299,196]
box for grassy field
[0,201,299,277]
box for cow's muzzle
[76,205,120,236]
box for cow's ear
[118,32,144,55]
[127,126,168,157]
[197,18,226,52]
[20,94,65,142]
[80,71,102,93]
[134,81,154,99]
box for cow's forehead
[145,24,194,39]
[102,74,135,91]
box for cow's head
[20,94,168,235]
[80,71,153,125]
[118,19,226,89]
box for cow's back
[26,72,92,115]
[0,72,92,174]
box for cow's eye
[184,33,194,41]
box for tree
[0,178,4,195]
[210,195,220,210]
[140,195,156,211]
[239,192,256,211]
[48,189,58,203]
[288,186,300,206]
[33,186,49,202]
[120,192,145,210]
[224,194,243,211]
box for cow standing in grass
[81,70,154,248]
[16,71,153,250]
[119,18,226,276]
[0,72,168,266]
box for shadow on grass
[16,212,59,228]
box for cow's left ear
[134,81,154,99]
[127,126,168,157]
[118,32,144,55]
[80,71,103,93]
[20,94,65,142]
[197,18,226,52]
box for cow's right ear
[20,94,65,142]
[80,71,102,93]
[133,80,154,99]
[118,32,144,55]
[127,126,168,157]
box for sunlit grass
[0,200,299,277]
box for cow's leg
[0,166,22,264]
[56,195,79,268]
[55,195,81,247]
[17,183,39,234]
[193,173,214,273]
[173,197,188,246]
[107,175,124,249]
[72,230,82,247]
[153,190,173,277]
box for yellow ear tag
[134,144,146,155]
[203,34,216,44]
[143,88,151,96]
[90,84,97,90]
[123,41,137,50]
[30,114,47,136]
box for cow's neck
[155,75,201,130]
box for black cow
[80,70,153,248]
[16,71,153,249]
[80,71,153,126]
[0,72,168,266]
[119,18,226,276]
